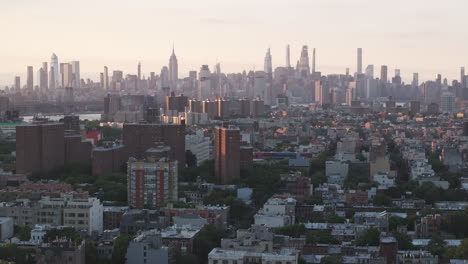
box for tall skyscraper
[286,45,291,68]
[198,65,211,100]
[60,63,72,88]
[169,47,178,85]
[380,65,388,83]
[137,62,141,81]
[27,66,34,90]
[71,61,80,88]
[357,48,363,74]
[365,65,374,79]
[49,67,55,90]
[103,66,109,90]
[395,69,400,76]
[462,67,466,88]
[50,53,59,89]
[412,73,419,87]
[297,46,310,76]
[264,48,272,74]
[215,124,240,184]
[312,48,316,74]
[42,62,48,90]
[14,76,21,92]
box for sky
[1,0,467,86]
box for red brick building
[16,122,65,174]
[214,124,240,184]
[123,122,185,171]
[166,92,188,113]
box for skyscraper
[169,47,178,85]
[462,67,466,88]
[137,62,141,81]
[365,65,374,79]
[60,63,72,88]
[27,66,34,90]
[312,48,316,74]
[380,65,388,83]
[49,67,55,90]
[297,45,310,76]
[412,73,419,87]
[215,124,240,184]
[14,76,21,92]
[357,48,363,74]
[50,53,59,89]
[70,61,80,88]
[286,45,291,68]
[264,48,272,74]
[198,65,211,100]
[103,66,109,90]
[42,62,48,90]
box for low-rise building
[208,248,298,264]
[0,217,13,240]
[126,230,171,264]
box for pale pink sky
[1,0,467,86]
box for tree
[454,239,468,259]
[112,234,133,264]
[176,253,200,264]
[442,210,468,238]
[427,236,447,257]
[306,230,339,245]
[0,244,35,264]
[388,216,405,232]
[194,225,224,264]
[356,228,380,246]
[85,240,99,264]
[320,256,342,264]
[43,227,81,243]
[185,150,197,168]
[275,224,306,238]
[372,194,393,207]
[16,225,31,241]
[326,213,346,224]
[393,232,413,250]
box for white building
[126,230,170,264]
[0,217,13,240]
[185,130,211,166]
[254,196,296,228]
[410,159,435,180]
[326,160,349,185]
[373,172,395,189]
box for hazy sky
[1,0,467,86]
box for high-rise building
[215,124,240,184]
[103,66,109,90]
[286,45,291,68]
[160,66,169,88]
[60,63,73,88]
[16,122,65,174]
[380,65,388,83]
[365,65,374,79]
[127,152,178,209]
[440,92,456,113]
[198,65,211,100]
[297,45,310,76]
[49,67,55,90]
[137,62,141,81]
[42,62,48,90]
[357,48,363,74]
[412,73,419,87]
[264,48,272,74]
[27,66,34,90]
[71,61,80,88]
[169,47,178,85]
[462,67,466,88]
[166,92,188,113]
[312,48,316,74]
[50,53,59,89]
[253,71,267,103]
[122,123,186,171]
[14,76,21,92]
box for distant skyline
[1,0,467,86]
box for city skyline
[1,0,468,86]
